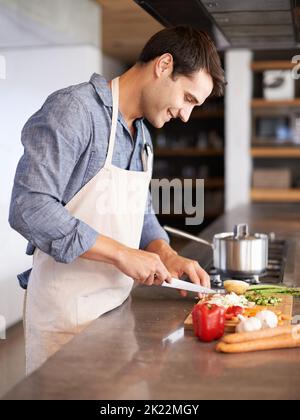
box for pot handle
[164,225,214,249]
[234,223,249,239]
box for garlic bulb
[236,316,262,333]
[255,310,278,329]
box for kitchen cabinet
[201,0,291,13]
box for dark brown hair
[138,25,226,97]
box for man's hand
[161,252,210,297]
[146,239,210,297]
[115,247,172,286]
[81,234,172,286]
[80,235,209,292]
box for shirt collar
[89,73,113,107]
[89,73,145,142]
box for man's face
[141,65,214,128]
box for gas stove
[207,237,288,290]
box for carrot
[222,325,300,344]
[216,334,300,354]
[243,307,262,317]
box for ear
[154,53,174,78]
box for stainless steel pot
[164,223,268,277]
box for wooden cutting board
[184,294,294,333]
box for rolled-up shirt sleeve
[139,190,170,250]
[8,92,99,264]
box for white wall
[225,49,253,211]
[102,53,127,81]
[0,44,102,328]
[0,0,100,48]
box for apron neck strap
[105,76,148,167]
[141,120,146,146]
[105,77,119,166]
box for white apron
[25,77,153,375]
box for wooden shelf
[250,61,300,204]
[252,139,295,146]
[251,61,295,71]
[252,99,300,108]
[251,188,300,202]
[155,148,224,157]
[251,147,300,158]
[191,109,224,119]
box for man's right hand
[115,247,172,286]
[80,234,172,286]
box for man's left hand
[161,252,210,297]
[146,240,210,297]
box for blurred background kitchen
[1,0,300,397]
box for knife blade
[161,278,218,294]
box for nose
[179,106,193,123]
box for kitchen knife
[161,278,218,294]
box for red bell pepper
[192,303,225,342]
[225,306,244,320]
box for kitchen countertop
[4,204,300,400]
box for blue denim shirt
[9,73,169,289]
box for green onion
[249,284,288,291]
[248,284,300,297]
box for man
[9,26,225,374]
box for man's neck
[117,65,145,130]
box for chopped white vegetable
[207,292,254,309]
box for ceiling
[97,0,163,64]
